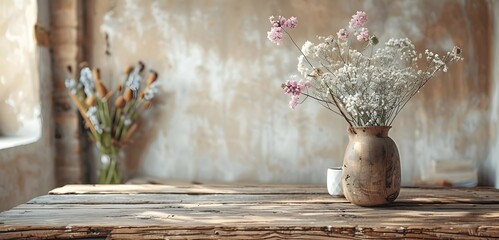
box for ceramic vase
[342,126,401,206]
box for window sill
[0,135,40,150]
[0,117,41,150]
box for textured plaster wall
[86,0,494,185]
[0,0,55,211]
[488,0,499,188]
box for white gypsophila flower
[101,154,111,166]
[292,35,462,126]
[124,118,132,127]
[86,106,97,116]
[144,91,154,101]
[122,115,132,127]
[144,82,159,101]
[79,67,95,97]
[65,78,77,94]
[126,73,141,91]
[297,55,310,78]
[301,41,314,56]
[86,106,102,134]
[343,93,361,117]
[126,68,143,98]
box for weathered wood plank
[29,194,348,205]
[30,190,499,205]
[48,184,499,203]
[106,226,499,240]
[1,185,499,239]
[48,184,328,195]
[1,225,498,240]
[0,226,111,240]
[2,201,498,226]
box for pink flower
[267,26,284,45]
[268,16,298,45]
[283,80,297,95]
[269,16,279,27]
[289,95,300,109]
[356,28,369,42]
[269,16,297,29]
[337,28,349,41]
[283,16,298,29]
[283,79,309,109]
[349,11,368,29]
[283,79,309,96]
[279,16,287,26]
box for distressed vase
[342,126,401,207]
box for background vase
[97,145,123,184]
[342,126,401,206]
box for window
[0,0,41,149]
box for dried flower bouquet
[268,11,463,128]
[65,62,159,183]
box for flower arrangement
[65,61,159,183]
[268,12,463,129]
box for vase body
[97,145,123,184]
[342,126,401,206]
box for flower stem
[324,82,356,133]
[283,29,314,69]
[98,146,122,184]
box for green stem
[124,99,138,114]
[128,99,142,121]
[102,99,111,129]
[97,167,106,183]
[98,146,122,184]
[115,119,125,140]
[104,159,116,184]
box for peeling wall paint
[86,0,495,185]
[0,0,55,211]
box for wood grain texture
[1,184,498,239]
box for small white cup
[327,167,344,197]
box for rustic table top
[0,184,498,239]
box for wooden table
[0,184,498,239]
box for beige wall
[85,0,495,186]
[488,0,499,187]
[0,0,55,211]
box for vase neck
[348,126,391,137]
